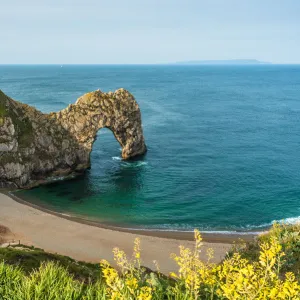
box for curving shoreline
[0,191,240,273]
[6,190,259,243]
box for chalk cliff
[0,89,146,188]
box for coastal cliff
[0,89,146,188]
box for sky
[1,0,300,64]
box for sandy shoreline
[7,190,260,243]
[0,192,256,273]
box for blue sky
[1,0,300,64]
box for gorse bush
[1,224,300,299]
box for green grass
[0,90,8,115]
[0,90,34,148]
[0,261,107,300]
[0,245,101,283]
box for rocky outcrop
[0,89,146,188]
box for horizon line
[1,63,300,66]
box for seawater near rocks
[0,89,147,188]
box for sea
[1,64,300,233]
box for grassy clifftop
[0,91,7,117]
[0,90,34,148]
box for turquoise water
[1,65,300,232]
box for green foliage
[0,245,101,283]
[0,90,34,148]
[0,90,8,118]
[1,224,300,299]
[234,223,300,280]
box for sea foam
[112,156,122,161]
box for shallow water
[2,64,300,232]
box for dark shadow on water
[28,156,148,205]
[56,190,72,197]
[70,195,84,202]
[84,157,147,195]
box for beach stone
[0,89,147,188]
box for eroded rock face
[0,89,146,188]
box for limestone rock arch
[59,88,146,160]
[0,89,147,188]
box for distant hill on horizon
[175,59,271,65]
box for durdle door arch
[0,89,147,188]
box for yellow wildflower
[137,286,152,300]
